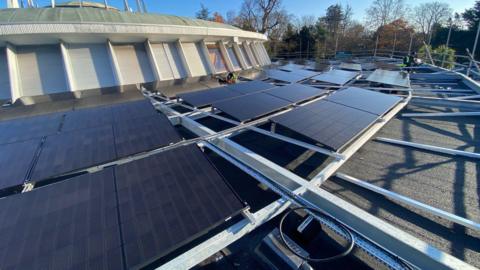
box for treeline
[197,0,480,60]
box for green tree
[196,4,210,20]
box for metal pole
[123,0,130,11]
[141,0,147,13]
[467,20,480,76]
[103,0,108,9]
[50,0,55,8]
[334,32,339,56]
[441,18,453,68]
[408,33,413,55]
[135,0,142,12]
[374,35,379,58]
[391,30,397,58]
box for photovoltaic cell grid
[265,69,308,83]
[225,80,276,94]
[264,83,327,103]
[0,98,182,188]
[312,69,359,86]
[0,168,123,270]
[366,69,410,88]
[325,87,402,115]
[0,139,41,190]
[115,145,245,269]
[0,145,246,270]
[270,100,378,150]
[177,86,242,108]
[213,92,291,122]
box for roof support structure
[152,93,475,270]
[5,43,20,101]
[375,137,480,160]
[336,173,480,232]
[199,40,215,74]
[176,40,193,77]
[60,41,75,92]
[232,42,248,69]
[145,39,162,81]
[106,40,122,85]
[217,41,235,72]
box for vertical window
[207,44,227,73]
[227,46,241,70]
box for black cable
[278,206,355,263]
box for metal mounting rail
[336,173,480,232]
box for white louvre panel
[239,44,252,67]
[259,43,271,65]
[255,43,267,65]
[113,43,155,85]
[16,45,67,96]
[151,43,187,80]
[0,48,10,100]
[67,43,116,90]
[182,42,209,77]
[227,46,241,70]
[247,43,261,66]
[244,43,258,66]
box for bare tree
[411,1,452,44]
[237,0,287,34]
[365,0,406,29]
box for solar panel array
[178,81,275,108]
[339,63,362,71]
[264,83,327,103]
[0,98,181,190]
[213,92,291,122]
[265,69,311,83]
[270,87,402,151]
[312,69,359,85]
[0,145,246,270]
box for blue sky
[0,0,476,21]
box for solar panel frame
[115,145,245,269]
[31,125,117,182]
[270,100,378,151]
[325,87,403,115]
[0,139,41,191]
[178,86,243,108]
[0,168,123,270]
[213,92,291,122]
[312,69,359,86]
[366,69,410,88]
[113,114,182,158]
[264,83,327,103]
[225,80,276,94]
[339,63,362,71]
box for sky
[0,0,476,21]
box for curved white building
[0,4,271,103]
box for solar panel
[325,87,402,115]
[62,105,113,132]
[213,92,291,122]
[265,69,306,83]
[264,83,327,103]
[113,114,182,158]
[225,80,275,94]
[0,139,41,191]
[339,63,362,71]
[312,69,359,85]
[31,125,116,181]
[270,100,378,150]
[111,99,158,122]
[178,86,242,108]
[115,145,245,269]
[0,112,63,144]
[279,65,320,78]
[366,69,410,88]
[0,168,123,270]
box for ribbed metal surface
[67,43,116,90]
[182,42,208,77]
[113,43,155,85]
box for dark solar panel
[31,125,116,181]
[113,114,182,158]
[225,80,275,94]
[0,168,123,270]
[178,86,242,108]
[213,92,291,122]
[325,87,402,115]
[111,99,158,122]
[312,69,359,85]
[0,139,41,191]
[264,83,327,103]
[339,63,362,71]
[115,145,245,269]
[62,105,113,132]
[0,113,63,144]
[265,69,305,83]
[270,100,378,150]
